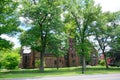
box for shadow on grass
[0,67,82,78]
[0,69,40,74]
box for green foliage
[91,11,120,69]
[63,0,102,73]
[99,60,105,66]
[20,0,64,51]
[19,0,64,72]
[35,59,46,68]
[46,33,68,57]
[108,11,120,51]
[35,59,40,68]
[0,38,13,50]
[0,0,21,49]
[0,50,20,69]
[63,0,101,55]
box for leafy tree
[0,0,20,50]
[92,12,120,69]
[108,11,120,51]
[47,34,67,70]
[106,11,120,66]
[0,38,13,50]
[63,0,101,74]
[20,0,63,72]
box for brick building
[20,38,98,68]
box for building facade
[20,38,98,68]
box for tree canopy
[63,0,101,73]
[0,0,20,50]
[20,0,64,72]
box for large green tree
[63,0,101,74]
[106,11,120,64]
[20,0,63,72]
[92,11,120,69]
[108,11,120,51]
[47,33,67,70]
[0,0,20,50]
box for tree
[108,11,120,51]
[63,0,101,74]
[47,33,67,70]
[92,11,120,69]
[0,0,20,50]
[106,11,120,66]
[20,0,63,72]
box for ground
[2,74,120,80]
[0,66,120,79]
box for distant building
[20,38,98,68]
[99,50,120,67]
[90,50,99,66]
[99,53,111,65]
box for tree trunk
[40,52,44,72]
[57,57,59,70]
[103,52,109,69]
[82,55,86,74]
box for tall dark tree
[106,11,120,66]
[47,33,67,70]
[63,0,101,74]
[92,12,120,69]
[108,11,120,51]
[20,0,63,72]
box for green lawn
[0,66,120,78]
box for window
[71,54,74,58]
[59,59,61,63]
[64,55,68,60]
[54,60,57,65]
[72,60,75,65]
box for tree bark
[57,57,59,70]
[40,52,44,72]
[103,51,109,69]
[82,55,86,74]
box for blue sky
[1,0,120,49]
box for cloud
[94,0,120,12]
[0,34,21,48]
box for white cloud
[94,0,120,12]
[19,17,26,23]
[0,34,21,49]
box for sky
[1,0,120,49]
[95,0,120,12]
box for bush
[35,59,46,68]
[99,60,105,66]
[35,59,40,67]
[0,51,20,69]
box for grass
[0,66,120,78]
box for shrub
[1,51,20,69]
[99,60,105,66]
[35,59,40,67]
[35,59,46,68]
